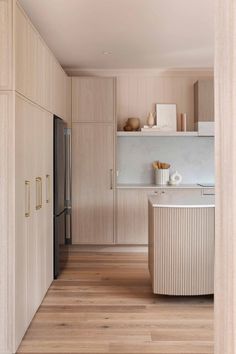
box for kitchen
[0,1,233,353]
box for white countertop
[117,183,214,189]
[148,193,215,208]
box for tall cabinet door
[15,95,54,349]
[43,111,53,290]
[15,95,32,346]
[72,123,114,244]
[15,95,38,345]
[72,77,115,123]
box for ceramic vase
[147,112,155,127]
[155,169,170,185]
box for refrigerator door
[54,211,65,278]
[65,128,71,208]
[65,128,72,242]
[54,117,66,216]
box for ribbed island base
[148,194,215,296]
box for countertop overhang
[148,194,215,208]
[117,183,215,190]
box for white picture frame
[156,103,177,131]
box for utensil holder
[155,169,170,185]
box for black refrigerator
[54,116,66,279]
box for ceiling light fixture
[102,51,112,55]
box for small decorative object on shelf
[180,113,187,132]
[169,171,182,185]
[152,161,170,185]
[146,112,155,127]
[123,124,132,131]
[123,117,140,131]
[156,103,177,131]
[141,125,159,131]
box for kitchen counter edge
[116,184,214,189]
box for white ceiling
[19,0,214,70]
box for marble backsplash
[117,137,214,185]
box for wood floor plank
[17,246,213,354]
[151,328,213,341]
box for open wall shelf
[117,131,200,137]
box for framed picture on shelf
[156,103,177,131]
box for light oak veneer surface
[17,246,213,354]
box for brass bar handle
[25,181,30,217]
[36,177,42,210]
[46,174,50,203]
[110,169,113,190]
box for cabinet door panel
[72,123,114,244]
[15,3,28,96]
[15,96,39,341]
[44,112,53,289]
[15,3,38,102]
[34,108,45,306]
[52,62,67,119]
[26,102,39,321]
[72,77,115,123]
[117,189,149,244]
[15,96,29,345]
[15,96,54,344]
[15,2,67,119]
[116,188,205,245]
[0,0,12,89]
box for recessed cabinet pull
[110,169,113,190]
[36,177,42,210]
[46,174,50,203]
[25,181,30,217]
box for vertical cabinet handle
[110,169,113,190]
[25,181,30,217]
[46,174,50,203]
[36,177,42,210]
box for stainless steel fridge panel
[54,211,65,278]
[65,128,71,208]
[64,128,72,242]
[54,117,66,216]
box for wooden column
[215,0,236,352]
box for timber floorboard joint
[17,245,214,354]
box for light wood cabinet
[15,95,31,346]
[15,3,38,102]
[15,1,68,120]
[117,189,153,244]
[72,77,115,123]
[72,123,115,244]
[43,113,54,290]
[194,79,214,123]
[65,77,72,127]
[52,60,67,119]
[1,2,68,353]
[0,0,12,90]
[0,91,14,354]
[71,77,116,245]
[194,79,214,135]
[0,0,12,89]
[116,188,207,245]
[15,95,53,350]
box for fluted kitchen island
[148,193,215,296]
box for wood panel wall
[0,0,13,89]
[116,74,213,131]
[0,91,14,353]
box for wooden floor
[17,246,214,354]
